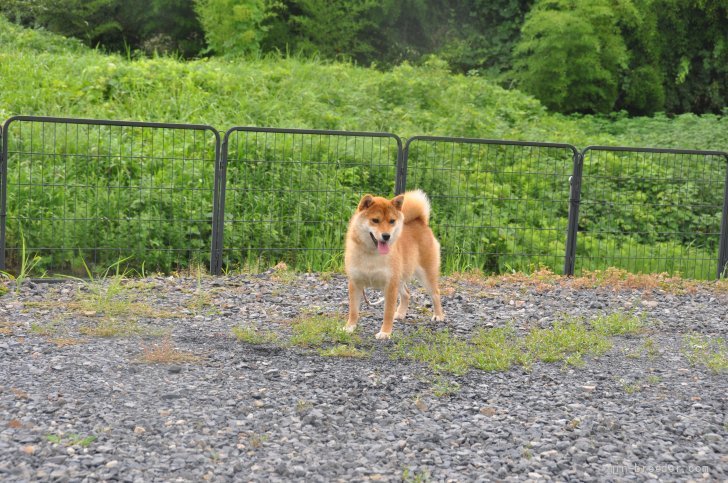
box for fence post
[211,134,229,276]
[718,155,728,279]
[395,139,408,195]
[564,150,584,276]
[0,122,6,271]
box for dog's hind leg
[421,271,445,322]
[394,282,410,320]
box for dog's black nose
[382,233,390,241]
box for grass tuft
[683,334,728,373]
[470,326,529,371]
[591,311,646,336]
[232,326,279,345]
[290,314,359,348]
[525,318,612,364]
[137,337,200,364]
[318,344,369,358]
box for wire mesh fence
[576,147,728,279]
[214,127,401,274]
[0,116,220,276]
[402,137,579,274]
[1,116,727,279]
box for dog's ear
[358,194,374,211]
[392,194,404,211]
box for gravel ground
[0,270,726,482]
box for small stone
[105,460,119,468]
[582,385,596,392]
[480,407,497,416]
[415,399,428,412]
[20,445,35,455]
[133,426,146,434]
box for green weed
[525,318,612,364]
[232,326,279,345]
[318,344,369,358]
[683,334,728,373]
[290,314,359,348]
[592,311,646,336]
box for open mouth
[369,232,390,255]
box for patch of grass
[646,374,661,385]
[295,400,313,415]
[402,467,430,483]
[393,316,619,374]
[471,326,529,371]
[29,320,63,337]
[643,337,660,358]
[392,328,472,375]
[1,229,44,292]
[185,290,213,313]
[683,334,728,373]
[248,433,269,449]
[46,433,96,448]
[290,314,359,348]
[431,376,461,397]
[270,262,297,284]
[137,337,200,364]
[318,344,369,358]
[570,268,700,293]
[525,318,612,365]
[591,311,646,336]
[66,258,175,320]
[619,379,642,394]
[232,326,279,345]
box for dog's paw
[375,331,391,340]
[431,314,445,322]
[343,324,357,333]
[394,312,406,320]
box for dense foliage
[0,17,726,277]
[2,1,726,114]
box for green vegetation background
[0,18,726,277]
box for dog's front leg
[375,281,399,340]
[344,280,362,333]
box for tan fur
[344,189,445,340]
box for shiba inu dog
[344,189,445,339]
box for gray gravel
[1,271,726,482]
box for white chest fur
[347,254,391,290]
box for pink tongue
[377,241,390,255]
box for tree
[438,0,534,77]
[513,0,631,114]
[194,0,269,56]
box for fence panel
[215,127,402,273]
[0,116,220,276]
[402,137,579,274]
[576,147,728,279]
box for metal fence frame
[577,145,728,279]
[0,116,221,273]
[401,136,581,275]
[1,115,727,279]
[212,126,403,275]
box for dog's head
[352,194,405,255]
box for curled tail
[402,189,431,225]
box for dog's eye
[389,219,395,224]
[371,218,379,224]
